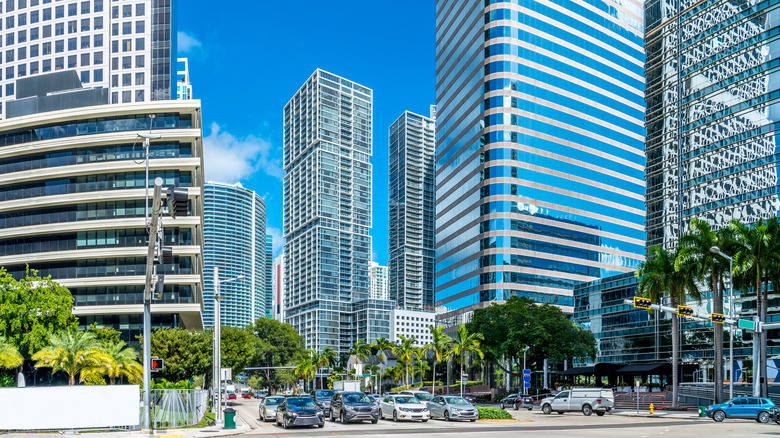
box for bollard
[649,403,654,415]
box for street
[226,397,776,437]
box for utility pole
[142,178,163,431]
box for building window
[5,66,13,80]
[17,46,25,60]
[30,60,38,74]
[55,39,63,52]
[80,1,88,14]
[5,33,13,45]
[17,12,25,26]
[93,68,102,82]
[17,29,25,43]
[111,40,118,53]
[55,22,63,35]
[80,70,89,83]
[122,21,130,35]
[93,16,102,29]
[30,10,38,23]
[68,20,76,33]
[42,7,50,20]
[80,35,89,48]
[80,18,88,31]
[111,91,117,104]
[135,72,143,85]
[54,56,63,70]
[67,37,76,51]
[135,37,144,50]
[55,5,63,18]
[29,44,38,57]
[111,22,117,36]
[122,4,130,17]
[122,55,130,68]
[5,83,14,97]
[5,16,14,29]
[111,74,117,86]
[42,58,50,72]
[41,41,50,54]
[93,51,102,64]
[93,34,102,47]
[30,27,38,40]
[67,3,76,16]
[135,3,144,16]
[135,20,144,33]
[42,24,50,37]
[67,54,76,68]
[135,89,143,102]
[122,90,131,103]
[80,52,89,66]
[111,5,117,19]
[122,73,130,86]
[93,0,101,12]
[111,57,118,69]
[135,54,144,67]
[122,39,130,52]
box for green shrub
[390,381,444,392]
[476,406,512,420]
[447,380,483,388]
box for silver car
[427,395,479,422]
[259,395,285,422]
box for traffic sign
[523,369,531,375]
[738,319,756,330]
[524,382,531,388]
[362,373,371,378]
[462,378,468,384]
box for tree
[349,338,371,371]
[637,245,700,407]
[294,351,317,391]
[148,328,211,383]
[32,330,111,386]
[393,335,416,386]
[410,346,429,384]
[0,268,77,361]
[316,347,335,389]
[250,318,304,394]
[427,325,453,395]
[0,336,23,369]
[372,337,394,392]
[83,340,142,385]
[248,374,264,390]
[220,326,254,376]
[364,363,380,391]
[87,324,122,344]
[450,325,483,395]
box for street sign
[524,382,531,388]
[738,319,756,331]
[362,374,371,378]
[221,367,232,381]
[523,369,531,375]
[462,378,468,384]
[523,369,531,383]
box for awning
[560,366,596,375]
[615,363,670,375]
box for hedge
[476,406,512,419]
[390,381,443,392]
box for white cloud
[178,31,202,54]
[203,122,283,183]
[267,227,284,258]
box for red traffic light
[151,358,164,372]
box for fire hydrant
[649,403,654,415]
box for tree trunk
[432,361,437,395]
[672,311,680,407]
[713,271,724,403]
[69,375,75,386]
[761,280,769,397]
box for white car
[379,395,430,422]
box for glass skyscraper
[389,110,436,311]
[203,181,267,328]
[645,1,780,247]
[434,0,647,325]
[283,69,374,353]
[265,233,273,318]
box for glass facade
[202,181,267,328]
[264,234,273,319]
[389,110,436,311]
[434,0,647,325]
[283,69,374,353]
[645,1,780,247]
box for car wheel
[283,418,289,429]
[444,410,450,421]
[758,411,770,423]
[318,423,324,428]
[275,415,281,427]
[341,411,347,424]
[558,412,564,415]
[596,411,605,417]
[582,404,593,416]
[500,402,505,409]
[330,410,335,422]
[393,410,399,422]
[713,410,725,422]
[380,410,385,420]
[513,402,519,410]
[470,419,476,422]
[542,404,552,415]
[372,418,378,424]
[528,407,533,411]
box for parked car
[275,397,325,429]
[255,390,267,399]
[259,396,285,422]
[770,406,780,424]
[379,394,430,422]
[706,397,775,423]
[367,395,380,410]
[427,395,478,422]
[540,388,614,416]
[330,391,380,424]
[227,392,237,400]
[499,393,518,409]
[312,389,337,416]
[399,390,435,403]
[462,394,477,404]
[500,394,533,410]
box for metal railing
[142,389,209,429]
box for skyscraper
[434,0,647,325]
[389,109,436,311]
[369,261,388,300]
[283,69,373,352]
[202,181,267,328]
[176,57,193,100]
[0,0,177,119]
[265,234,273,318]
[272,254,285,322]
[645,2,780,247]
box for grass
[185,412,216,429]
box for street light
[212,266,244,424]
[710,246,735,400]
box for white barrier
[0,385,140,430]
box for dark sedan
[312,389,337,416]
[275,397,324,429]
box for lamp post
[212,266,244,424]
[710,246,734,400]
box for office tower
[272,254,285,322]
[389,109,436,310]
[434,0,646,325]
[265,234,273,318]
[369,261,388,300]
[176,58,193,100]
[0,0,177,119]
[203,181,267,328]
[645,3,780,247]
[283,69,373,352]
[390,309,436,346]
[0,73,204,342]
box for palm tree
[85,340,142,385]
[387,362,405,387]
[0,336,23,370]
[393,335,416,387]
[410,346,429,385]
[636,245,701,407]
[364,363,380,392]
[428,325,453,395]
[450,324,484,396]
[349,339,371,374]
[676,218,729,403]
[294,351,317,392]
[318,347,336,389]
[372,337,394,394]
[32,330,112,386]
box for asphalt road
[226,398,777,437]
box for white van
[540,388,614,416]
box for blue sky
[178,2,436,265]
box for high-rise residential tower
[176,58,193,100]
[264,234,273,318]
[369,261,389,300]
[283,69,373,352]
[0,0,177,119]
[272,254,285,322]
[202,181,267,328]
[389,109,436,311]
[434,0,647,325]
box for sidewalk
[611,408,705,420]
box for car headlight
[289,412,297,416]
[345,406,356,412]
[422,408,429,412]
[399,407,409,412]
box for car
[501,394,534,410]
[330,391,380,424]
[275,397,325,429]
[379,394,430,422]
[540,388,613,416]
[705,397,775,423]
[255,390,267,399]
[399,390,435,404]
[312,389,337,416]
[462,394,477,404]
[241,391,252,399]
[427,395,479,422]
[367,395,380,410]
[227,392,237,400]
[259,396,285,422]
[499,393,519,409]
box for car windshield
[287,398,318,408]
[444,397,470,405]
[344,393,371,404]
[395,396,417,404]
[412,392,434,402]
[315,390,335,400]
[265,397,284,405]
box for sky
[178,1,436,265]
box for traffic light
[711,313,726,324]
[151,358,164,372]
[633,297,652,309]
[165,186,189,218]
[677,305,694,317]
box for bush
[447,380,483,388]
[476,406,512,419]
[475,394,492,403]
[390,381,444,392]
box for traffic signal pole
[142,178,163,431]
